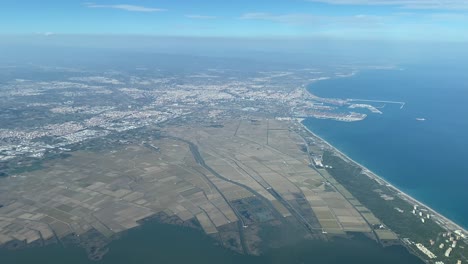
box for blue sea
[304,63,468,229]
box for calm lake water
[0,220,422,264]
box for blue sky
[1,0,468,41]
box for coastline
[298,120,468,238]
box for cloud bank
[186,15,217,19]
[308,0,468,10]
[240,13,319,24]
[84,3,166,12]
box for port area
[347,99,405,109]
[295,122,468,264]
[292,96,405,122]
[299,111,367,122]
[348,104,383,114]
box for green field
[323,151,468,263]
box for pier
[347,99,405,109]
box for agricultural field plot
[0,138,238,247]
[165,119,372,235]
[0,118,376,256]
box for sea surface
[0,220,422,264]
[304,63,468,229]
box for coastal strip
[297,120,468,238]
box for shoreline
[298,120,468,238]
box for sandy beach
[298,120,468,238]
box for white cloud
[84,2,166,12]
[307,0,468,10]
[35,32,56,36]
[240,13,319,24]
[239,12,384,26]
[186,15,217,19]
[428,13,468,20]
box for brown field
[0,118,376,252]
